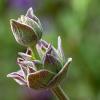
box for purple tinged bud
[10,7,43,47]
[18,60,37,71]
[18,52,32,60]
[7,70,27,85]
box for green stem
[30,46,39,59]
[51,85,69,100]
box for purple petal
[18,52,32,60]
[7,70,26,85]
[17,58,36,77]
[18,60,36,71]
[26,7,34,19]
[44,42,59,60]
[26,7,41,26]
[45,44,52,54]
[39,39,48,48]
[17,58,27,76]
[17,58,35,75]
[36,40,52,59]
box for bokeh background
[0,0,100,100]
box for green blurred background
[0,0,100,100]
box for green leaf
[48,58,72,87]
[43,54,62,73]
[33,60,43,70]
[27,69,55,89]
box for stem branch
[30,46,39,59]
[51,85,69,100]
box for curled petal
[44,44,55,56]
[45,43,59,60]
[26,7,35,19]
[27,69,55,89]
[37,39,59,60]
[7,70,26,85]
[45,44,52,54]
[39,39,48,48]
[36,40,58,60]
[17,57,24,62]
[48,58,72,87]
[17,58,36,77]
[18,52,32,60]
[18,60,37,71]
[17,58,27,75]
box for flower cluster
[7,8,72,90]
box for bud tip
[68,58,72,62]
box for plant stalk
[30,46,39,59]
[51,85,69,100]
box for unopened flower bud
[10,7,43,47]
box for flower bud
[10,7,43,47]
